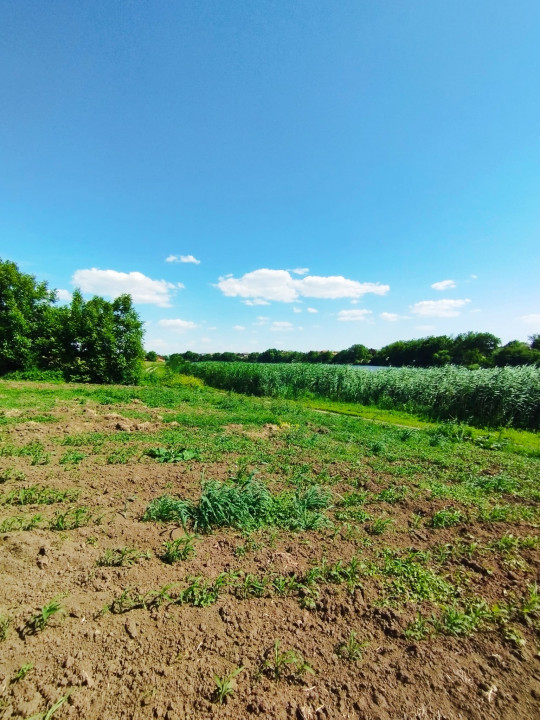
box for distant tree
[494,341,540,367]
[452,332,500,367]
[333,344,371,365]
[530,334,540,351]
[145,351,158,362]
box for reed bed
[185,362,540,430]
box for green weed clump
[143,478,332,533]
[97,547,150,567]
[145,446,199,462]
[160,535,197,564]
[212,666,244,704]
[261,640,314,681]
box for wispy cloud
[520,313,540,325]
[233,325,246,331]
[411,298,471,317]
[291,267,310,275]
[217,268,389,303]
[337,309,372,322]
[306,307,318,313]
[431,279,456,291]
[158,318,198,330]
[72,268,181,307]
[379,312,408,322]
[270,321,294,331]
[166,254,201,264]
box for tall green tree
[0,259,56,374]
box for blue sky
[1,0,539,354]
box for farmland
[0,378,539,719]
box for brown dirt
[0,398,539,720]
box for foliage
[0,259,145,384]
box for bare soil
[0,389,539,720]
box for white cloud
[56,289,72,303]
[431,279,456,291]
[243,298,270,306]
[411,298,471,318]
[292,267,309,275]
[72,268,179,307]
[166,254,201,264]
[521,313,540,325]
[158,318,198,331]
[306,307,318,313]
[470,274,478,280]
[270,321,294,331]
[293,307,302,313]
[253,316,270,326]
[337,309,372,322]
[233,325,246,331]
[380,312,399,322]
[216,268,389,303]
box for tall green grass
[184,363,540,430]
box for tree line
[167,332,540,370]
[0,259,144,383]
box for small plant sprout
[25,598,64,634]
[337,631,369,661]
[261,640,314,681]
[160,535,197,564]
[12,663,33,682]
[97,547,150,567]
[212,665,244,704]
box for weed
[142,495,193,528]
[367,517,393,535]
[145,447,199,462]
[519,583,540,625]
[28,692,71,720]
[336,631,369,661]
[212,666,244,704]
[1,485,79,506]
[404,613,430,640]
[49,506,94,530]
[374,486,408,504]
[0,514,42,532]
[261,640,314,681]
[0,467,26,483]
[430,508,464,528]
[502,626,526,648]
[160,535,197,564]
[235,572,268,599]
[106,447,138,464]
[97,547,150,567]
[431,600,489,636]
[12,663,33,682]
[25,598,64,635]
[59,450,86,466]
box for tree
[333,344,371,365]
[145,351,158,362]
[0,259,145,384]
[0,259,56,374]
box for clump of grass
[336,631,369,661]
[0,467,26,484]
[367,516,393,535]
[430,508,465,528]
[106,447,139,464]
[24,598,64,635]
[142,478,332,533]
[160,535,197,564]
[261,640,314,681]
[49,506,94,530]
[212,666,244,704]
[1,485,79,506]
[142,495,193,528]
[145,447,199,462]
[59,450,86,466]
[97,547,150,567]
[0,513,43,532]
